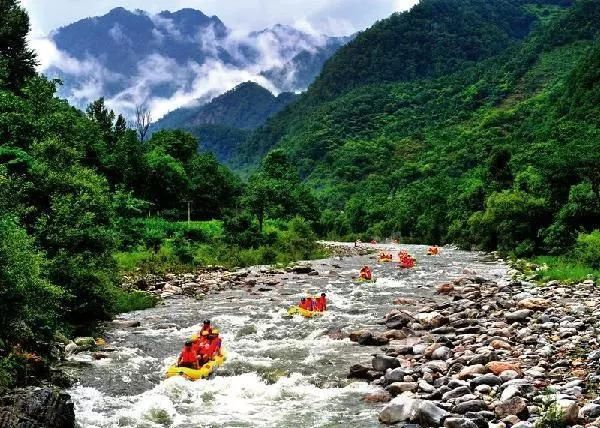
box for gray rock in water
[0,388,75,428]
[373,355,400,372]
[444,418,479,428]
[379,395,419,425]
[387,382,418,395]
[386,312,414,330]
[73,337,95,347]
[385,367,406,383]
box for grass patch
[531,255,600,284]
[111,288,157,314]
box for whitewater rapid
[66,244,507,428]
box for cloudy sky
[22,0,418,36]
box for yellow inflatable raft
[287,306,325,318]
[354,277,376,283]
[165,350,227,381]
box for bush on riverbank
[115,217,328,273]
[111,289,158,313]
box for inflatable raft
[287,306,324,318]
[165,350,227,381]
[354,277,376,283]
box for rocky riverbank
[0,387,75,428]
[350,275,600,427]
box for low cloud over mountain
[33,7,350,121]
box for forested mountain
[236,0,600,256]
[41,8,348,118]
[153,82,298,164]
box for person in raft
[199,319,211,335]
[206,329,222,358]
[360,266,372,280]
[177,340,199,369]
[315,293,327,311]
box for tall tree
[135,103,152,143]
[0,0,37,91]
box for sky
[22,0,419,37]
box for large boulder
[0,388,75,428]
[379,395,419,425]
[379,395,449,427]
[372,355,400,372]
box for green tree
[0,0,37,91]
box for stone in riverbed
[415,311,449,329]
[442,386,472,401]
[494,397,529,419]
[490,339,512,351]
[517,298,550,311]
[357,331,390,346]
[499,370,520,382]
[386,382,418,395]
[486,361,521,376]
[372,355,400,372]
[444,418,479,428]
[454,400,488,414]
[379,395,449,426]
[379,395,418,425]
[458,364,487,380]
[579,403,600,419]
[470,374,502,387]
[73,337,95,347]
[385,368,406,383]
[348,364,376,380]
[431,346,452,361]
[363,390,392,403]
[385,312,414,330]
[437,283,455,294]
[505,309,533,322]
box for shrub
[572,230,600,269]
[111,289,157,314]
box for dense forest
[236,0,599,258]
[0,0,319,388]
[153,82,298,165]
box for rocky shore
[349,275,600,427]
[0,387,74,428]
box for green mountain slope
[237,0,600,255]
[154,82,298,164]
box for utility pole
[187,201,192,225]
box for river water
[66,244,507,428]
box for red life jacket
[321,297,327,311]
[180,348,197,364]
[306,300,314,311]
[314,299,323,312]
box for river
[66,243,508,428]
